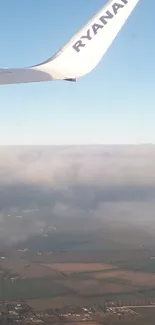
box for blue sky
[0,0,154,145]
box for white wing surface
[0,0,140,85]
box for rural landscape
[0,145,155,324]
[0,1,152,325]
[1,246,155,303]
[0,245,155,324]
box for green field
[0,278,73,300]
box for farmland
[92,269,155,286]
[1,249,155,305]
[0,277,73,300]
[0,258,59,278]
[44,262,118,274]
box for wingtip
[64,78,77,82]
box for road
[115,305,155,309]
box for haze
[0,145,155,246]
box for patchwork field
[1,253,155,304]
[92,270,155,287]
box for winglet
[0,0,140,85]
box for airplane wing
[0,0,140,85]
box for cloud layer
[0,145,155,245]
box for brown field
[55,279,99,291]
[0,259,58,278]
[93,270,155,286]
[44,263,117,274]
[27,295,88,310]
[79,283,137,296]
[56,279,136,296]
